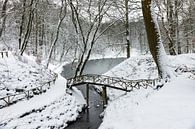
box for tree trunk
[69,0,109,77]
[35,7,38,55]
[168,1,176,55]
[125,0,130,58]
[0,0,8,38]
[18,0,26,49]
[142,0,171,79]
[175,0,181,54]
[20,0,35,55]
[46,0,66,67]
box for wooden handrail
[67,74,160,92]
[0,51,59,108]
[0,73,58,108]
[0,51,9,58]
[68,74,158,83]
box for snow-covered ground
[105,54,195,80]
[99,76,195,129]
[1,51,195,129]
[0,52,55,98]
[99,54,195,129]
[104,54,195,99]
[0,52,85,129]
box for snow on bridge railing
[67,74,160,92]
[0,73,58,109]
[0,51,59,108]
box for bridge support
[86,83,89,108]
[102,86,108,108]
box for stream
[61,58,125,129]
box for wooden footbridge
[67,74,159,107]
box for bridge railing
[0,73,58,108]
[67,74,160,91]
[0,51,59,108]
[0,51,9,58]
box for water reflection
[65,85,103,129]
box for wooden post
[86,83,89,108]
[102,86,108,108]
[40,86,43,93]
[7,96,10,105]
[53,78,56,84]
[1,52,3,58]
[153,80,155,86]
[6,52,8,57]
[27,91,30,99]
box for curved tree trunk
[142,0,171,79]
[46,0,67,68]
[18,0,26,49]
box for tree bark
[69,0,112,77]
[142,0,170,79]
[175,0,181,54]
[168,1,176,55]
[0,0,8,38]
[46,0,66,67]
[20,0,35,55]
[18,0,26,49]
[125,0,130,58]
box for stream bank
[61,58,125,129]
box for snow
[90,48,141,60]
[99,54,195,129]
[0,84,85,129]
[90,48,126,60]
[104,55,158,80]
[0,52,85,129]
[99,77,195,129]
[0,75,65,120]
[1,51,195,129]
[0,52,55,99]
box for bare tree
[46,0,67,67]
[69,0,114,77]
[125,0,130,58]
[20,0,36,55]
[18,0,26,49]
[188,0,195,53]
[167,0,177,55]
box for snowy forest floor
[0,52,195,129]
[0,52,85,129]
[99,54,195,129]
[99,76,195,129]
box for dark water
[61,58,125,129]
[61,58,125,78]
[66,85,103,129]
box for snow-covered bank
[0,52,85,129]
[104,54,195,99]
[99,54,195,129]
[105,54,195,80]
[0,81,85,129]
[99,77,195,129]
[0,52,55,98]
